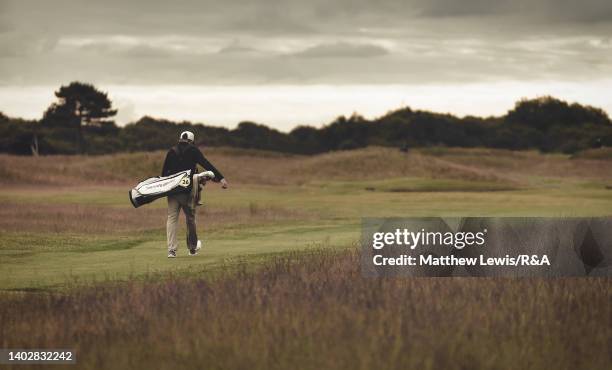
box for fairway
[1,147,612,290]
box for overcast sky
[1,0,611,130]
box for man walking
[162,131,228,258]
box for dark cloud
[4,0,612,37]
[417,0,515,18]
[417,0,612,23]
[0,0,611,86]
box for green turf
[2,176,612,290]
[312,177,520,193]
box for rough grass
[0,201,310,234]
[0,249,609,370]
[572,147,612,160]
[2,146,612,187]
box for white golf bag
[129,170,215,208]
[129,170,193,208]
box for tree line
[1,81,611,156]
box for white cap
[179,131,194,143]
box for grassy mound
[572,147,612,160]
[1,146,612,187]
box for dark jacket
[161,142,224,181]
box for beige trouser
[166,184,198,253]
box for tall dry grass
[2,146,612,187]
[1,249,609,370]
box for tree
[506,96,610,130]
[42,82,117,153]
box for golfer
[162,131,228,258]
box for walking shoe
[189,240,202,256]
[168,250,177,258]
